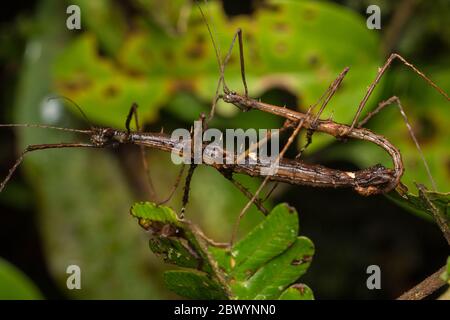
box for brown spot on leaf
[286,203,295,214]
[291,255,312,265]
[58,76,92,93]
[186,33,207,60]
[291,283,308,294]
[125,68,145,79]
[274,21,290,32]
[276,41,289,55]
[170,79,196,92]
[104,85,119,98]
[303,7,318,20]
[138,218,152,230]
[308,55,320,67]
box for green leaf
[233,237,314,300]
[53,34,167,128]
[132,202,314,300]
[0,258,42,300]
[441,257,450,283]
[131,201,180,226]
[164,270,228,300]
[230,203,299,280]
[72,0,126,54]
[387,184,449,224]
[278,284,314,300]
[131,202,218,275]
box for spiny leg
[198,0,252,127]
[179,113,206,217]
[180,164,197,219]
[235,122,291,169]
[357,96,437,190]
[197,1,248,96]
[0,143,96,193]
[219,170,268,215]
[233,120,296,205]
[295,67,350,160]
[221,28,248,97]
[126,103,156,200]
[349,53,449,134]
[197,2,248,121]
[209,28,249,122]
[227,64,349,198]
[157,164,186,205]
[262,182,279,203]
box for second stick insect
[194,0,449,242]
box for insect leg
[180,164,197,219]
[219,170,269,215]
[348,53,449,134]
[157,164,186,205]
[230,106,314,245]
[0,143,96,193]
[126,103,157,200]
[295,67,350,159]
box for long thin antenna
[47,95,93,126]
[196,0,226,122]
[196,0,223,72]
[0,123,92,134]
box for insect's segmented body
[86,128,398,196]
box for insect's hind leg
[197,0,248,120]
[357,96,437,191]
[219,170,268,215]
[221,28,248,97]
[295,67,350,160]
[348,53,449,134]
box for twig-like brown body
[221,93,403,194]
[125,130,396,195]
[0,125,396,196]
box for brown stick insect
[0,2,448,224]
[193,0,449,243]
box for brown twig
[397,266,447,300]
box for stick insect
[0,103,395,197]
[198,8,448,192]
[194,0,449,243]
[0,2,447,225]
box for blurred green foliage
[0,258,42,300]
[54,0,381,131]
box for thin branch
[397,266,447,300]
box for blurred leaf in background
[0,258,42,300]
[53,0,382,132]
[13,0,166,299]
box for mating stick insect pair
[1,2,449,244]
